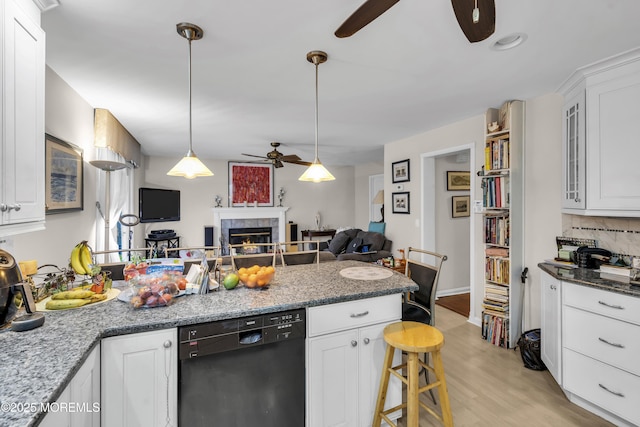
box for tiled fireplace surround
[213,207,289,254]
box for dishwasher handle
[239,330,263,345]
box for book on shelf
[485,247,508,257]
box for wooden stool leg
[373,343,396,426]
[432,350,453,427]
[406,351,419,427]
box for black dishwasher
[178,308,306,426]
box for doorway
[420,144,476,324]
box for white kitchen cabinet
[561,281,640,426]
[101,329,178,427]
[0,0,45,235]
[559,47,640,216]
[307,294,402,427]
[539,270,561,385]
[39,343,101,427]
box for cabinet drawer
[563,282,640,325]
[563,349,640,426]
[308,294,401,337]
[563,306,640,376]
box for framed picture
[392,192,410,214]
[45,134,83,214]
[228,162,274,207]
[392,159,410,183]
[447,171,470,191]
[452,195,470,218]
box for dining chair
[277,240,320,266]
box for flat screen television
[138,187,180,223]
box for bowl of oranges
[236,264,276,289]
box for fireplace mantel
[213,207,289,245]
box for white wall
[354,162,384,230]
[141,156,357,248]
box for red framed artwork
[228,162,274,207]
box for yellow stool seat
[373,321,453,427]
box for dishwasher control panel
[178,308,305,359]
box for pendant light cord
[187,33,193,155]
[314,61,319,162]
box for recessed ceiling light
[491,33,527,51]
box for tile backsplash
[562,214,640,262]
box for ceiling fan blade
[241,153,269,160]
[335,0,401,38]
[280,154,302,162]
[451,0,495,43]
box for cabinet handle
[598,300,624,310]
[351,340,358,347]
[598,383,624,398]
[163,340,172,348]
[363,338,370,345]
[0,203,20,212]
[598,337,625,349]
[350,311,369,318]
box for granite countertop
[0,260,417,427]
[538,262,640,298]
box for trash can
[517,328,547,371]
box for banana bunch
[45,289,108,310]
[70,241,94,275]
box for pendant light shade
[167,22,213,179]
[299,51,335,183]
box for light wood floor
[393,306,614,426]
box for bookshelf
[480,100,525,348]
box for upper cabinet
[0,0,45,235]
[560,48,640,216]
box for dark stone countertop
[0,260,416,427]
[538,262,640,298]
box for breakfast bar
[0,261,417,427]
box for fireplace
[228,227,272,254]
[213,207,289,255]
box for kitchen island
[0,260,417,427]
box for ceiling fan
[242,142,312,169]
[334,0,495,43]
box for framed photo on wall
[228,162,274,207]
[392,159,410,183]
[447,171,470,191]
[452,195,470,218]
[392,191,410,214]
[45,134,84,214]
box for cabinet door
[39,344,100,427]
[357,323,401,427]
[307,329,359,427]
[540,271,561,385]
[102,329,178,427]
[562,90,586,209]
[1,0,45,226]
[586,72,640,210]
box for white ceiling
[41,0,640,168]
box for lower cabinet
[307,294,402,427]
[561,281,640,426]
[39,343,101,427]
[540,270,561,384]
[101,328,178,427]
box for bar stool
[373,321,453,427]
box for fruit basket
[236,265,276,289]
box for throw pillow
[356,231,386,252]
[345,237,364,254]
[327,232,351,255]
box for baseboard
[435,286,470,298]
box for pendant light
[299,51,335,182]
[167,22,213,179]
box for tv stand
[145,235,180,258]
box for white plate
[117,288,186,303]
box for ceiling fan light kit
[167,22,213,179]
[299,51,335,183]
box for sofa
[320,228,392,263]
